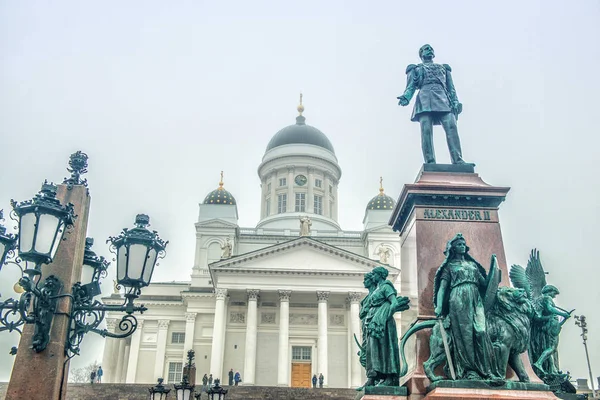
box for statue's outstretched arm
[398,64,418,105]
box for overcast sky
[1,0,598,388]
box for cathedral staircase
[0,382,360,400]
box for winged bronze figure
[509,249,573,378]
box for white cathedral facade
[100,102,402,389]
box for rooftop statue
[220,238,233,259]
[357,267,410,389]
[299,215,312,236]
[397,45,468,165]
[509,250,574,381]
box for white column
[126,319,144,383]
[122,344,131,383]
[183,313,197,365]
[324,174,331,217]
[114,338,126,383]
[270,171,277,214]
[348,292,362,388]
[243,289,260,385]
[317,291,329,387]
[277,290,291,386]
[154,319,170,380]
[307,167,314,212]
[101,318,118,383]
[210,289,228,379]
[287,167,294,212]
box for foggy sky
[1,0,598,388]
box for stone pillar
[324,173,331,217]
[317,291,329,387]
[210,289,228,379]
[122,344,130,383]
[307,167,314,212]
[154,320,170,380]
[126,319,144,383]
[277,290,291,386]
[183,313,197,365]
[348,292,362,388]
[114,339,127,383]
[270,171,277,215]
[243,289,260,385]
[287,167,294,212]
[101,318,118,383]
[6,183,90,400]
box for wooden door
[291,363,311,388]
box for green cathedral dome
[203,173,237,205]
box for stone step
[0,382,360,400]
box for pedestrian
[318,373,324,388]
[90,370,96,385]
[96,366,103,383]
[202,373,208,392]
[208,374,213,386]
[234,371,241,386]
[312,374,317,388]
[228,368,234,386]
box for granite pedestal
[389,165,543,399]
[424,380,559,399]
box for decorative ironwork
[149,378,171,400]
[205,378,228,400]
[63,151,89,188]
[174,350,195,399]
[0,209,18,270]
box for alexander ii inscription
[417,208,498,222]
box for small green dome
[366,178,395,210]
[203,172,237,205]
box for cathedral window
[278,194,287,213]
[329,184,333,194]
[279,178,287,187]
[330,201,334,218]
[266,200,271,216]
[295,193,306,212]
[168,362,183,383]
[267,182,271,192]
[292,346,312,361]
[315,179,322,188]
[171,332,185,344]
[314,195,323,215]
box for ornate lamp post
[205,379,228,400]
[574,315,597,398]
[174,350,196,400]
[0,151,168,400]
[149,378,172,400]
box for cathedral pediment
[195,218,239,229]
[209,237,399,290]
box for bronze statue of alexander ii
[398,44,469,165]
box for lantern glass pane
[0,242,6,262]
[142,248,157,285]
[117,246,127,281]
[35,213,61,255]
[128,243,148,281]
[49,220,65,259]
[19,213,36,253]
[81,262,95,285]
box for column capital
[316,291,330,302]
[106,318,118,331]
[278,290,292,302]
[348,292,362,304]
[185,312,197,322]
[214,288,228,300]
[287,166,295,173]
[158,319,170,330]
[247,289,260,301]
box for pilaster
[243,289,260,385]
[154,319,170,380]
[277,290,292,386]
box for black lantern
[206,379,228,400]
[0,210,18,270]
[175,350,196,400]
[80,238,109,298]
[108,214,167,292]
[149,378,171,400]
[10,182,75,275]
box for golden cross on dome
[379,176,385,195]
[218,171,224,190]
[297,92,304,116]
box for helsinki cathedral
[101,99,402,389]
